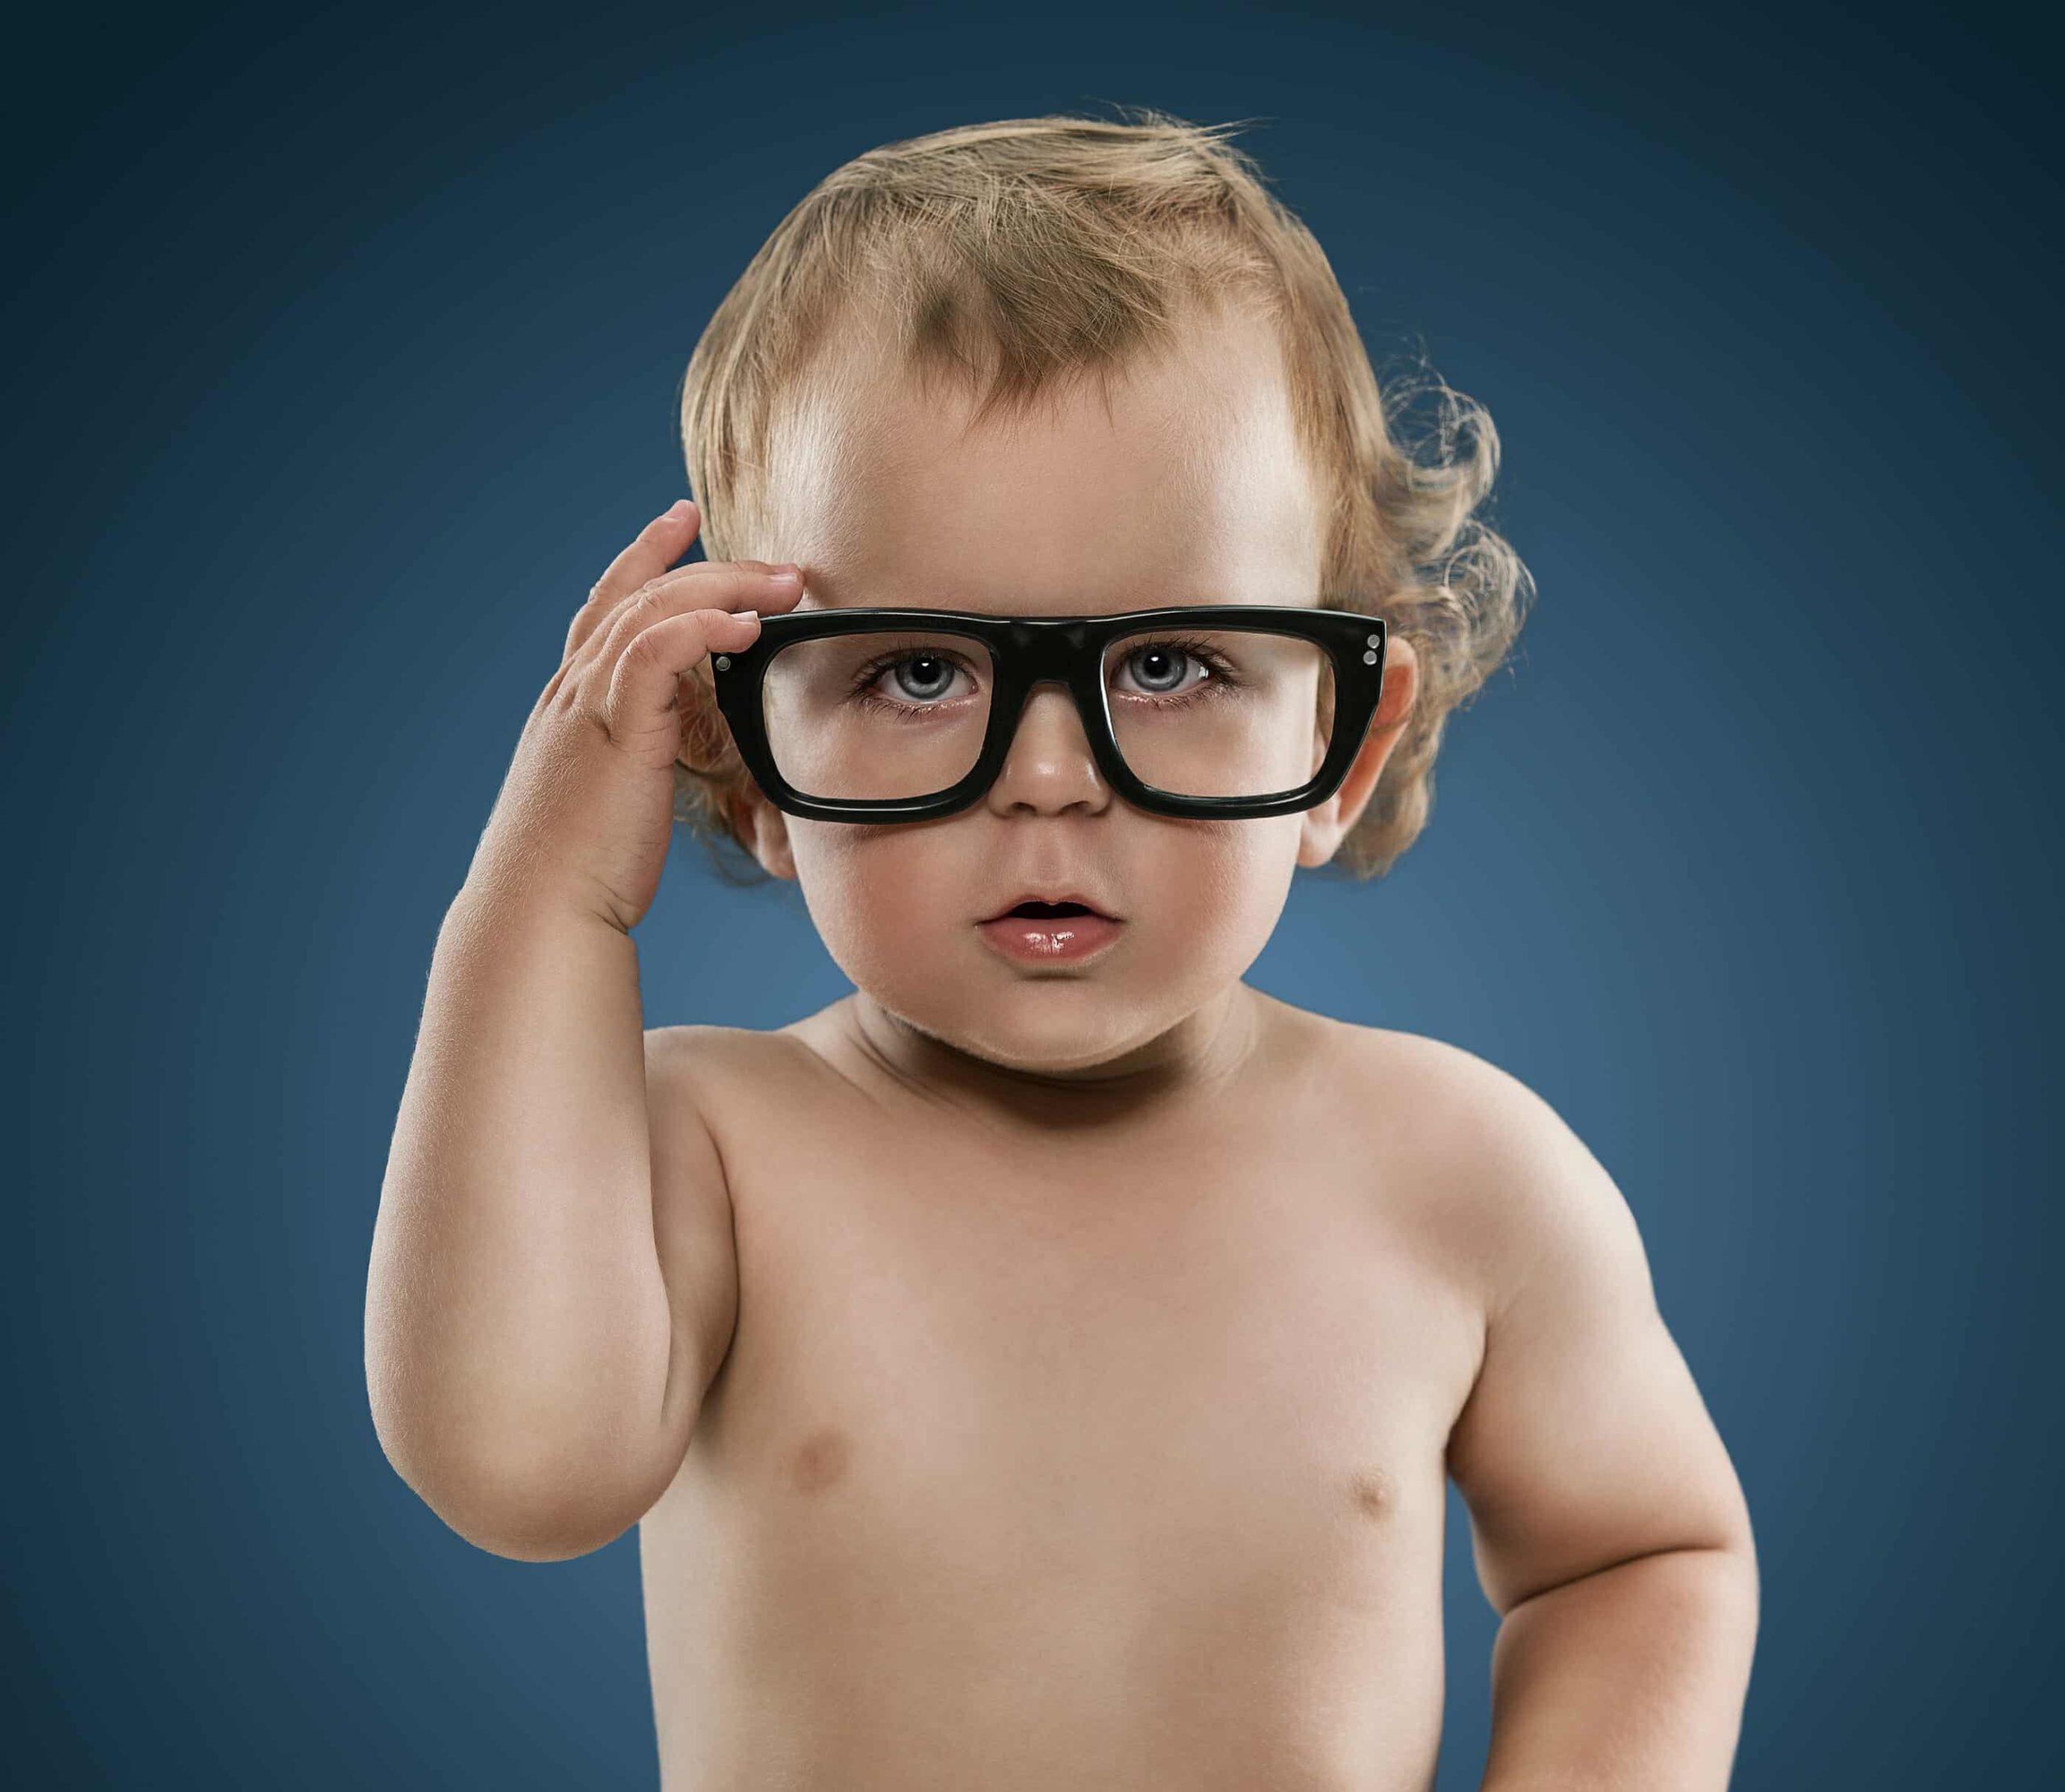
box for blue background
[7,2,2059,1785]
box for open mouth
[976,894,1125,963]
[980,894,1121,923]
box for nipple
[791,1424,854,1495]
[1350,1466,1395,1519]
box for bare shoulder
[1289,1006,1644,1322]
[644,1015,816,1075]
[641,1011,857,1183]
[641,1017,832,1128]
[647,1016,796,1085]
[1287,1002,1561,1161]
[1287,1005,1516,1115]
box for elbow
[386,1432,650,1562]
[364,1320,678,1561]
[443,1491,640,1564]
[368,1392,656,1563]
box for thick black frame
[706,604,1390,823]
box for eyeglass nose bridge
[979,621,1133,797]
[982,674,1111,802]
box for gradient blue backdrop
[7,2,2059,1786]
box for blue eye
[849,648,982,713]
[885,654,957,702]
[1122,644,1204,694]
[1110,635,1239,703]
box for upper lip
[980,890,1123,923]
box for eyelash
[845,635,1245,715]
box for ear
[1297,633,1419,870]
[674,673,799,881]
[731,777,799,881]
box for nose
[985,680,1112,818]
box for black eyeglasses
[706,604,1389,823]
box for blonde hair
[673,106,1534,882]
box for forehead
[760,304,1324,615]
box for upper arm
[1440,1053,1754,1615]
[644,1026,744,1454]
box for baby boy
[367,111,1757,1790]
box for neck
[842,980,1263,1126]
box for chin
[905,982,1170,1075]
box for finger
[566,499,704,656]
[567,552,803,666]
[602,603,767,752]
[584,561,802,677]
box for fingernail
[737,609,759,623]
[664,498,696,520]
[764,564,799,582]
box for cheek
[786,825,962,971]
[1138,818,1303,936]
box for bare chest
[640,1037,1483,1786]
[703,1105,1473,1537]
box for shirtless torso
[636,984,1498,1790]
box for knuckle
[601,590,661,648]
[673,559,753,586]
[603,567,747,656]
[630,578,712,632]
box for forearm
[365,875,672,1552]
[1479,1544,1758,1792]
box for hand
[466,499,806,931]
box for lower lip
[976,912,1124,964]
